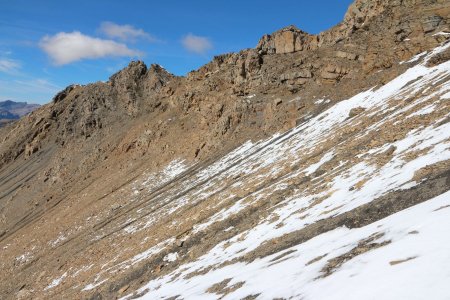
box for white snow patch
[399,51,427,64]
[408,104,436,117]
[163,252,178,263]
[49,232,67,247]
[82,279,108,291]
[45,272,67,290]
[304,152,334,175]
[129,238,175,266]
[14,252,33,265]
[433,31,450,37]
[441,91,450,99]
[314,98,326,104]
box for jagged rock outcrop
[52,85,79,103]
[109,62,174,116]
[255,0,450,74]
[256,25,319,54]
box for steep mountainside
[0,100,40,127]
[1,0,450,299]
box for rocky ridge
[0,0,450,299]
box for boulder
[335,51,358,60]
[280,70,312,82]
[321,65,350,82]
[422,15,443,33]
[349,107,366,118]
[256,25,315,55]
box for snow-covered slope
[97,41,450,300]
[55,42,450,299]
[133,190,450,300]
[6,41,450,300]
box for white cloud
[39,31,143,65]
[0,58,21,74]
[99,22,156,42]
[182,33,213,54]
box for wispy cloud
[181,33,212,54]
[39,31,143,65]
[0,58,21,74]
[99,22,156,42]
[14,78,61,93]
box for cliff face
[1,0,450,299]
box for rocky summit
[1,0,450,299]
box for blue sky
[0,0,354,104]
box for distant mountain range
[0,100,40,126]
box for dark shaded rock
[53,85,78,103]
[422,15,443,33]
[349,107,366,118]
